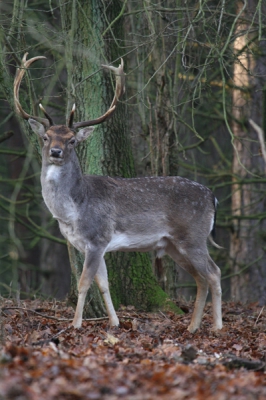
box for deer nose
[50,148,63,158]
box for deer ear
[76,127,95,142]
[28,118,46,137]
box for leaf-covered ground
[0,299,265,400]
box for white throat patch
[45,164,61,182]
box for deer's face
[28,119,94,165]
[42,126,76,165]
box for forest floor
[0,298,265,400]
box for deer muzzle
[50,148,63,158]
[49,148,64,165]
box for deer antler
[14,53,52,128]
[70,58,125,129]
[14,54,125,130]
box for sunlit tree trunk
[230,1,266,304]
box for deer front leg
[95,259,119,327]
[72,247,102,328]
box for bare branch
[249,119,266,172]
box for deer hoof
[109,316,120,327]
[187,324,199,334]
[72,319,82,329]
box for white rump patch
[209,197,218,233]
[210,215,214,234]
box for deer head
[14,52,125,165]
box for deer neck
[40,151,84,221]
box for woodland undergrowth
[0,298,265,399]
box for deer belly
[105,231,169,254]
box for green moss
[107,251,183,315]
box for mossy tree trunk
[60,0,179,318]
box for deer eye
[43,136,48,142]
[69,138,76,146]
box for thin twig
[254,306,264,326]
[1,306,109,322]
[32,327,72,346]
[2,306,67,321]
[249,119,266,173]
[158,310,171,321]
[0,131,13,143]
[1,306,169,323]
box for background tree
[230,0,266,304]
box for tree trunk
[230,1,266,304]
[60,0,179,318]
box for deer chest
[42,179,86,252]
[58,220,86,254]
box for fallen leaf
[104,333,119,346]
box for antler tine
[102,58,125,108]
[39,103,54,126]
[68,103,76,128]
[72,58,125,130]
[14,53,50,127]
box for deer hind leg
[188,274,209,333]
[165,242,208,332]
[72,247,104,328]
[95,259,119,327]
[189,256,222,332]
[206,256,223,330]
[166,241,222,332]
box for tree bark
[230,1,266,304]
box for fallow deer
[14,53,223,333]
